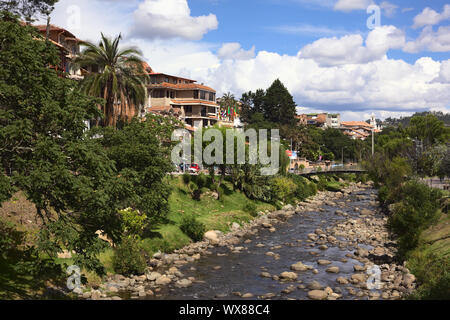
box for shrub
[118,208,148,237]
[242,202,258,217]
[112,237,147,276]
[407,250,450,300]
[270,176,297,203]
[182,173,191,185]
[388,181,442,257]
[180,215,206,242]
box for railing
[295,163,365,175]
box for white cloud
[404,25,450,53]
[334,0,372,12]
[298,26,405,66]
[380,1,398,18]
[433,60,450,83]
[196,52,450,117]
[217,43,255,60]
[130,0,218,40]
[412,4,450,29]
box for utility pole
[371,128,374,156]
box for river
[138,186,390,300]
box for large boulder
[290,262,311,272]
[204,230,220,244]
[307,290,327,300]
[279,272,298,281]
[155,275,172,285]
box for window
[166,91,169,98]
[151,76,156,84]
[164,77,169,83]
[185,106,192,113]
[193,90,199,99]
[170,91,175,99]
[200,91,206,100]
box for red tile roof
[171,99,218,106]
[150,82,216,92]
[341,121,373,127]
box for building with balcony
[146,72,219,130]
[34,24,82,79]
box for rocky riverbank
[73,181,417,300]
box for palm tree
[75,33,149,127]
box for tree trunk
[105,76,115,127]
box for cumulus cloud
[433,60,450,83]
[298,26,405,66]
[197,51,450,115]
[413,4,450,29]
[404,26,450,53]
[217,43,255,60]
[130,0,218,40]
[334,0,372,12]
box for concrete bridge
[294,164,367,176]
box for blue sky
[190,0,448,63]
[47,0,450,121]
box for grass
[142,175,275,256]
[406,213,450,299]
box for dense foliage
[180,214,206,242]
[0,15,173,275]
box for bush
[180,215,206,242]
[270,176,297,203]
[242,202,258,217]
[388,181,442,257]
[182,173,191,185]
[407,251,450,300]
[118,208,148,237]
[112,237,147,276]
[288,174,315,201]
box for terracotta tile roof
[171,99,218,106]
[150,82,216,92]
[34,24,78,39]
[341,121,373,127]
[149,72,196,83]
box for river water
[144,187,380,300]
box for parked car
[188,163,200,173]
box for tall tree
[0,0,58,22]
[75,33,149,127]
[263,79,297,125]
[240,89,265,124]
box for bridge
[294,164,367,176]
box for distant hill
[383,111,450,127]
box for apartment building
[340,121,374,140]
[146,72,219,130]
[296,113,341,129]
[34,24,82,79]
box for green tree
[94,114,176,224]
[0,14,133,274]
[408,114,449,148]
[0,0,58,22]
[75,33,149,127]
[240,89,265,124]
[263,79,297,125]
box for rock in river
[307,290,328,300]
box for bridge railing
[296,164,365,175]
